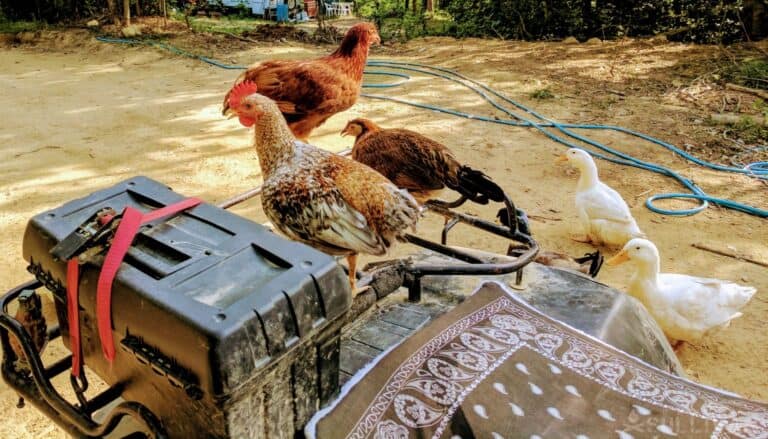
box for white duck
[607,238,756,347]
[557,148,644,247]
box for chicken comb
[228,81,259,108]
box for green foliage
[0,0,757,44]
[1,0,108,22]
[723,58,768,91]
[754,99,768,119]
[356,0,451,40]
[0,19,44,33]
[531,88,554,99]
[670,0,745,43]
[445,0,747,43]
[730,116,768,144]
[185,15,270,34]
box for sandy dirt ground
[0,27,766,437]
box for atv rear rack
[0,281,167,439]
[220,181,539,303]
[0,178,537,439]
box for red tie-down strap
[66,197,202,376]
[66,259,83,377]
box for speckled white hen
[227,81,420,295]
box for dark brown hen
[341,118,505,204]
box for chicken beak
[555,154,568,163]
[606,250,630,266]
[340,127,350,137]
[224,107,237,119]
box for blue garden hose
[94,36,767,218]
[364,60,767,217]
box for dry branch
[725,83,768,100]
[708,113,768,126]
[691,242,768,268]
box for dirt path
[0,31,766,436]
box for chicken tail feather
[453,166,505,204]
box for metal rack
[0,178,537,439]
[0,281,167,438]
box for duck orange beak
[555,154,568,163]
[606,250,630,266]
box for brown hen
[222,23,380,142]
[341,118,505,204]
[228,82,420,295]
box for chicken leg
[346,254,371,297]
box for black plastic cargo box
[22,176,351,438]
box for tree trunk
[374,0,383,30]
[317,2,325,30]
[135,0,141,17]
[106,0,118,24]
[123,0,131,26]
[742,0,766,38]
[404,0,409,12]
[581,0,591,34]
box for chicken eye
[635,246,640,250]
[244,103,252,110]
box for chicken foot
[346,253,371,297]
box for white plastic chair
[323,1,339,16]
[337,2,352,15]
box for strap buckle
[51,208,121,263]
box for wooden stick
[691,242,768,268]
[708,113,768,126]
[725,83,768,100]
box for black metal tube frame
[221,180,539,303]
[399,193,538,301]
[0,281,168,439]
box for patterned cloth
[307,282,768,439]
